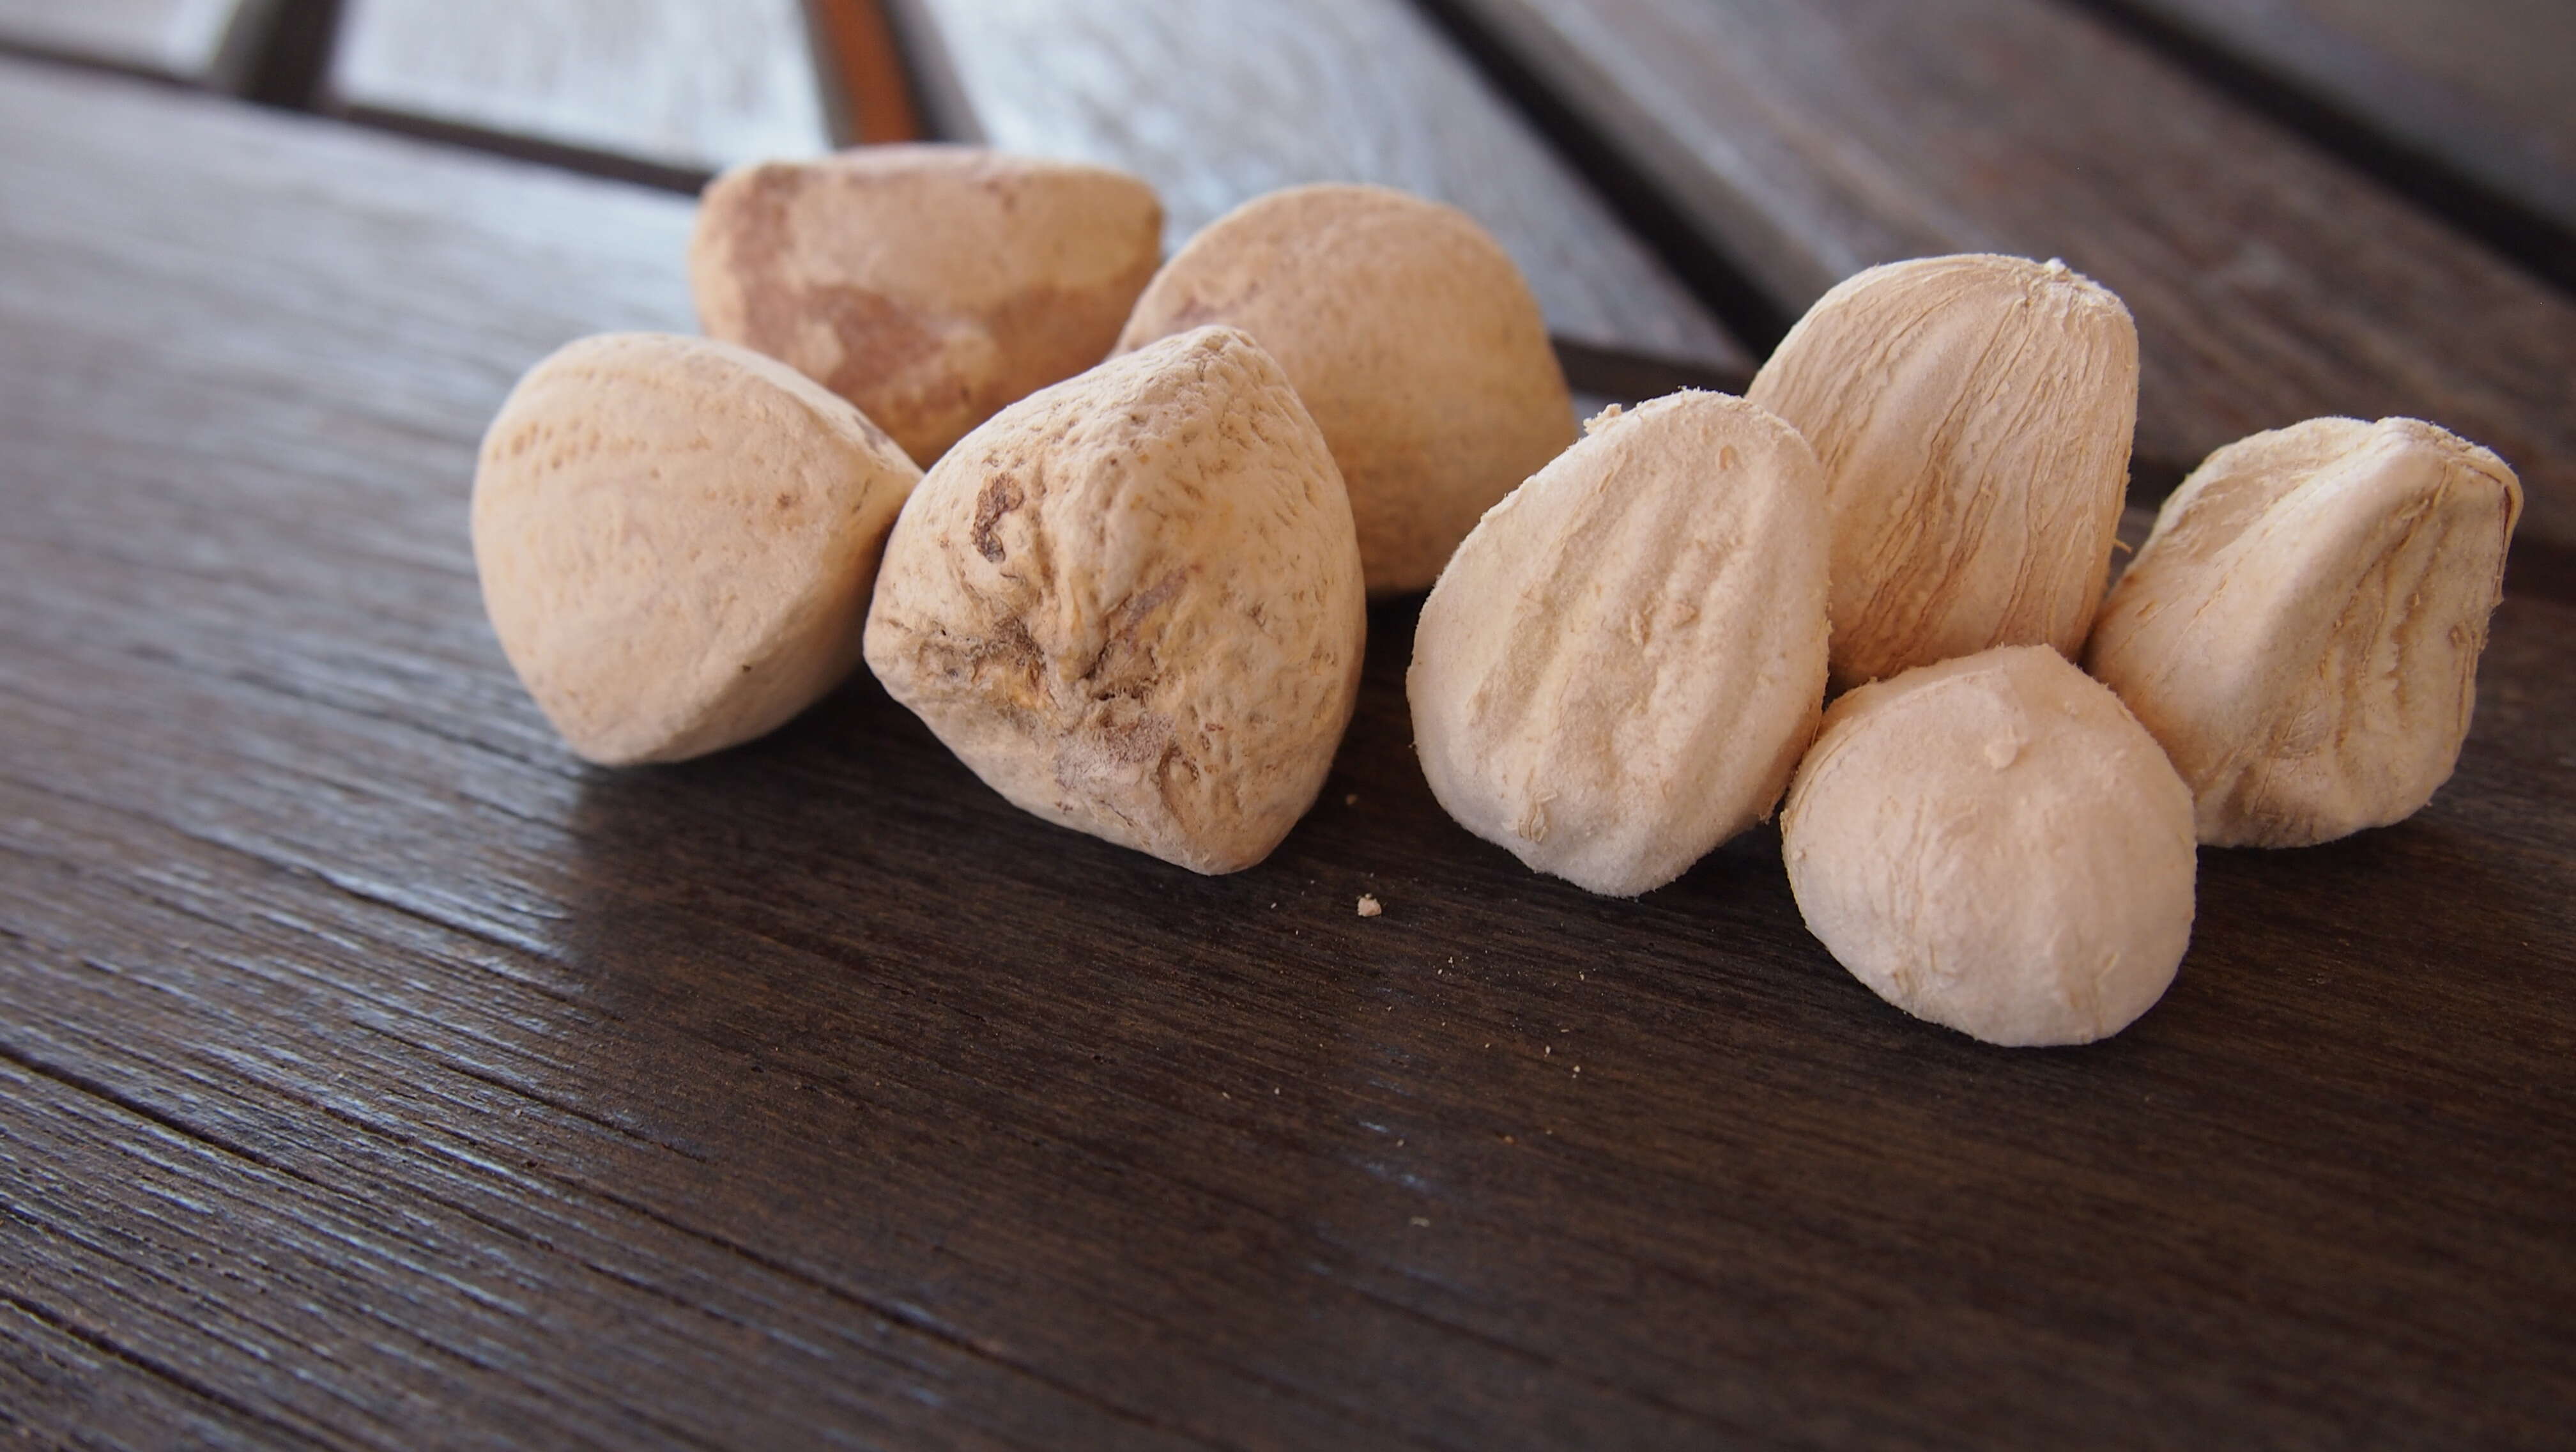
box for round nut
[1409,392,1830,897]
[1116,183,1574,596]
[471,333,922,765]
[2087,417,2522,847]
[863,326,1366,874]
[689,145,1163,467]
[1747,254,2138,691]
[1782,645,2196,1047]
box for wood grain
[326,0,833,184]
[886,0,1748,376]
[0,0,264,86]
[2112,0,2576,236]
[3,58,2573,1449]
[1443,0,2576,584]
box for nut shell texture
[691,145,1163,467]
[1117,183,1574,596]
[1748,254,2138,691]
[1409,393,1830,897]
[472,332,923,766]
[1782,646,2196,1047]
[862,327,1365,874]
[2087,417,2522,847]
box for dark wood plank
[1443,0,2576,586]
[0,0,264,86]
[326,0,834,185]
[886,0,1750,380]
[3,58,2573,1449]
[2112,0,2576,237]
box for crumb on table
[1356,893,1383,918]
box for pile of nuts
[471,146,2524,1049]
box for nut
[862,326,1366,874]
[1116,183,1574,596]
[1782,646,2196,1047]
[690,145,1163,467]
[2086,417,2522,847]
[1747,254,2138,691]
[1409,392,1830,897]
[472,333,921,765]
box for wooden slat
[2115,0,2576,237]
[326,0,834,185]
[0,0,263,86]
[1446,0,2576,587]
[5,59,2575,1448]
[887,0,1750,377]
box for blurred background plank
[887,0,1750,380]
[326,0,836,187]
[2110,0,2576,240]
[1439,0,2576,587]
[0,0,268,87]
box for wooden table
[3,4,2570,1448]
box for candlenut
[691,145,1163,467]
[862,326,1365,874]
[1748,254,2138,691]
[472,332,921,765]
[2087,416,2522,847]
[1782,646,2196,1047]
[1409,392,1830,897]
[1117,183,1574,596]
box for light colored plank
[0,0,259,84]
[892,0,1747,373]
[2121,0,2576,234]
[329,0,832,179]
[1450,0,2576,578]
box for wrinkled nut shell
[1782,646,2196,1047]
[2087,417,2522,847]
[691,145,1163,467]
[1410,393,1830,897]
[472,332,921,766]
[1748,253,2138,691]
[1117,183,1574,596]
[862,326,1365,874]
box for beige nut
[472,333,922,766]
[1116,183,1574,596]
[2086,417,2522,847]
[1782,645,2196,1047]
[1747,254,2138,691]
[862,326,1366,874]
[1409,393,1830,897]
[690,145,1163,468]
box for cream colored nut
[2086,417,2522,847]
[1409,392,1830,897]
[1782,646,2196,1047]
[472,333,921,766]
[1748,254,2138,691]
[1116,183,1574,596]
[690,144,1163,468]
[862,326,1365,874]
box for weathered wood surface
[3,58,2573,1449]
[1443,0,2576,585]
[0,0,262,85]
[327,0,834,185]
[2113,0,2576,237]
[887,0,1747,378]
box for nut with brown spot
[862,326,1366,874]
[2087,417,2522,847]
[1748,254,2138,691]
[1117,183,1574,596]
[471,333,921,765]
[1782,645,2196,1047]
[1409,392,1831,897]
[690,145,1163,467]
